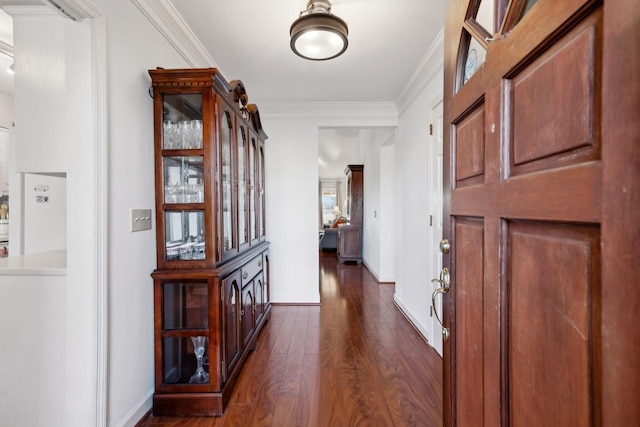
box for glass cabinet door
[249,136,257,242]
[159,92,207,264]
[161,281,210,385]
[223,270,241,381]
[220,109,235,255]
[237,125,249,248]
[162,94,204,150]
[258,143,266,240]
[165,211,205,261]
[163,156,204,204]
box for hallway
[140,253,443,426]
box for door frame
[428,97,444,357]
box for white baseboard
[115,388,153,427]
[393,294,430,346]
[362,259,395,284]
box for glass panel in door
[223,272,241,380]
[249,137,257,242]
[220,110,234,253]
[163,156,204,204]
[162,94,203,150]
[164,211,205,261]
[463,35,488,85]
[258,145,265,238]
[237,126,248,247]
[162,282,209,329]
[162,336,209,384]
[476,0,496,34]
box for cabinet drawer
[241,254,263,287]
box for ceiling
[171,0,445,179]
[172,0,446,104]
[0,0,446,177]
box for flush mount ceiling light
[290,0,349,61]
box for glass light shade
[290,13,348,60]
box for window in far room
[321,187,338,226]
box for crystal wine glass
[178,120,190,149]
[191,120,203,149]
[189,336,209,384]
[163,120,176,149]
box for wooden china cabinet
[338,164,363,263]
[148,68,270,416]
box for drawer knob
[242,271,248,279]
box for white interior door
[429,100,444,356]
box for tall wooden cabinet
[148,68,270,416]
[338,164,363,263]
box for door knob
[431,267,450,291]
[439,239,450,254]
[431,267,450,341]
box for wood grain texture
[454,105,485,183]
[508,222,599,427]
[140,253,443,426]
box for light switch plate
[131,208,152,232]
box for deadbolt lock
[439,239,451,254]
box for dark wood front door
[442,0,640,425]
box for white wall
[362,129,380,276]
[264,119,321,303]
[378,135,397,282]
[9,8,96,426]
[393,67,444,341]
[94,0,193,425]
[0,274,66,426]
[361,127,397,281]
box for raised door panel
[452,218,484,425]
[263,251,270,305]
[222,270,241,382]
[443,1,611,426]
[254,272,265,326]
[241,283,256,348]
[507,222,599,426]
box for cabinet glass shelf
[165,211,205,261]
[162,94,203,150]
[162,336,210,385]
[163,156,204,204]
[162,282,209,329]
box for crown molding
[396,27,445,115]
[258,101,398,126]
[3,5,57,16]
[40,0,94,20]
[131,0,215,68]
[0,40,13,59]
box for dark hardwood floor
[139,252,443,426]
